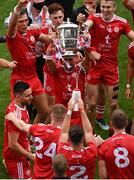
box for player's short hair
[100,0,116,5]
[51,104,66,122]
[52,154,67,177]
[111,109,128,129]
[13,81,30,96]
[48,3,64,15]
[19,7,29,17]
[69,125,84,145]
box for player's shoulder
[6,101,16,112]
[99,136,114,149]
[46,124,61,132]
[114,15,128,23]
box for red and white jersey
[128,41,134,59]
[29,124,61,179]
[98,132,134,179]
[57,141,97,179]
[6,28,41,79]
[88,13,131,66]
[53,63,86,107]
[3,101,30,161]
[43,64,55,96]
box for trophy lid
[58,18,78,29]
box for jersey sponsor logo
[26,51,36,59]
[99,24,105,29]
[114,27,119,33]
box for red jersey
[3,101,30,161]
[57,141,97,179]
[98,132,134,179]
[88,13,131,66]
[43,64,55,96]
[6,28,41,79]
[29,124,61,179]
[128,41,134,59]
[53,63,86,107]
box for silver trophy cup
[57,18,79,57]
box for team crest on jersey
[26,169,31,176]
[87,75,91,80]
[72,72,76,78]
[114,27,119,33]
[30,36,35,42]
[46,86,51,92]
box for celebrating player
[84,0,134,126]
[3,81,34,179]
[98,109,134,178]
[6,103,66,179]
[6,0,55,123]
[57,98,98,179]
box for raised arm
[7,0,28,37]
[59,100,74,143]
[78,98,94,144]
[6,112,32,133]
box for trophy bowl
[57,18,79,57]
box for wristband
[67,110,72,116]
